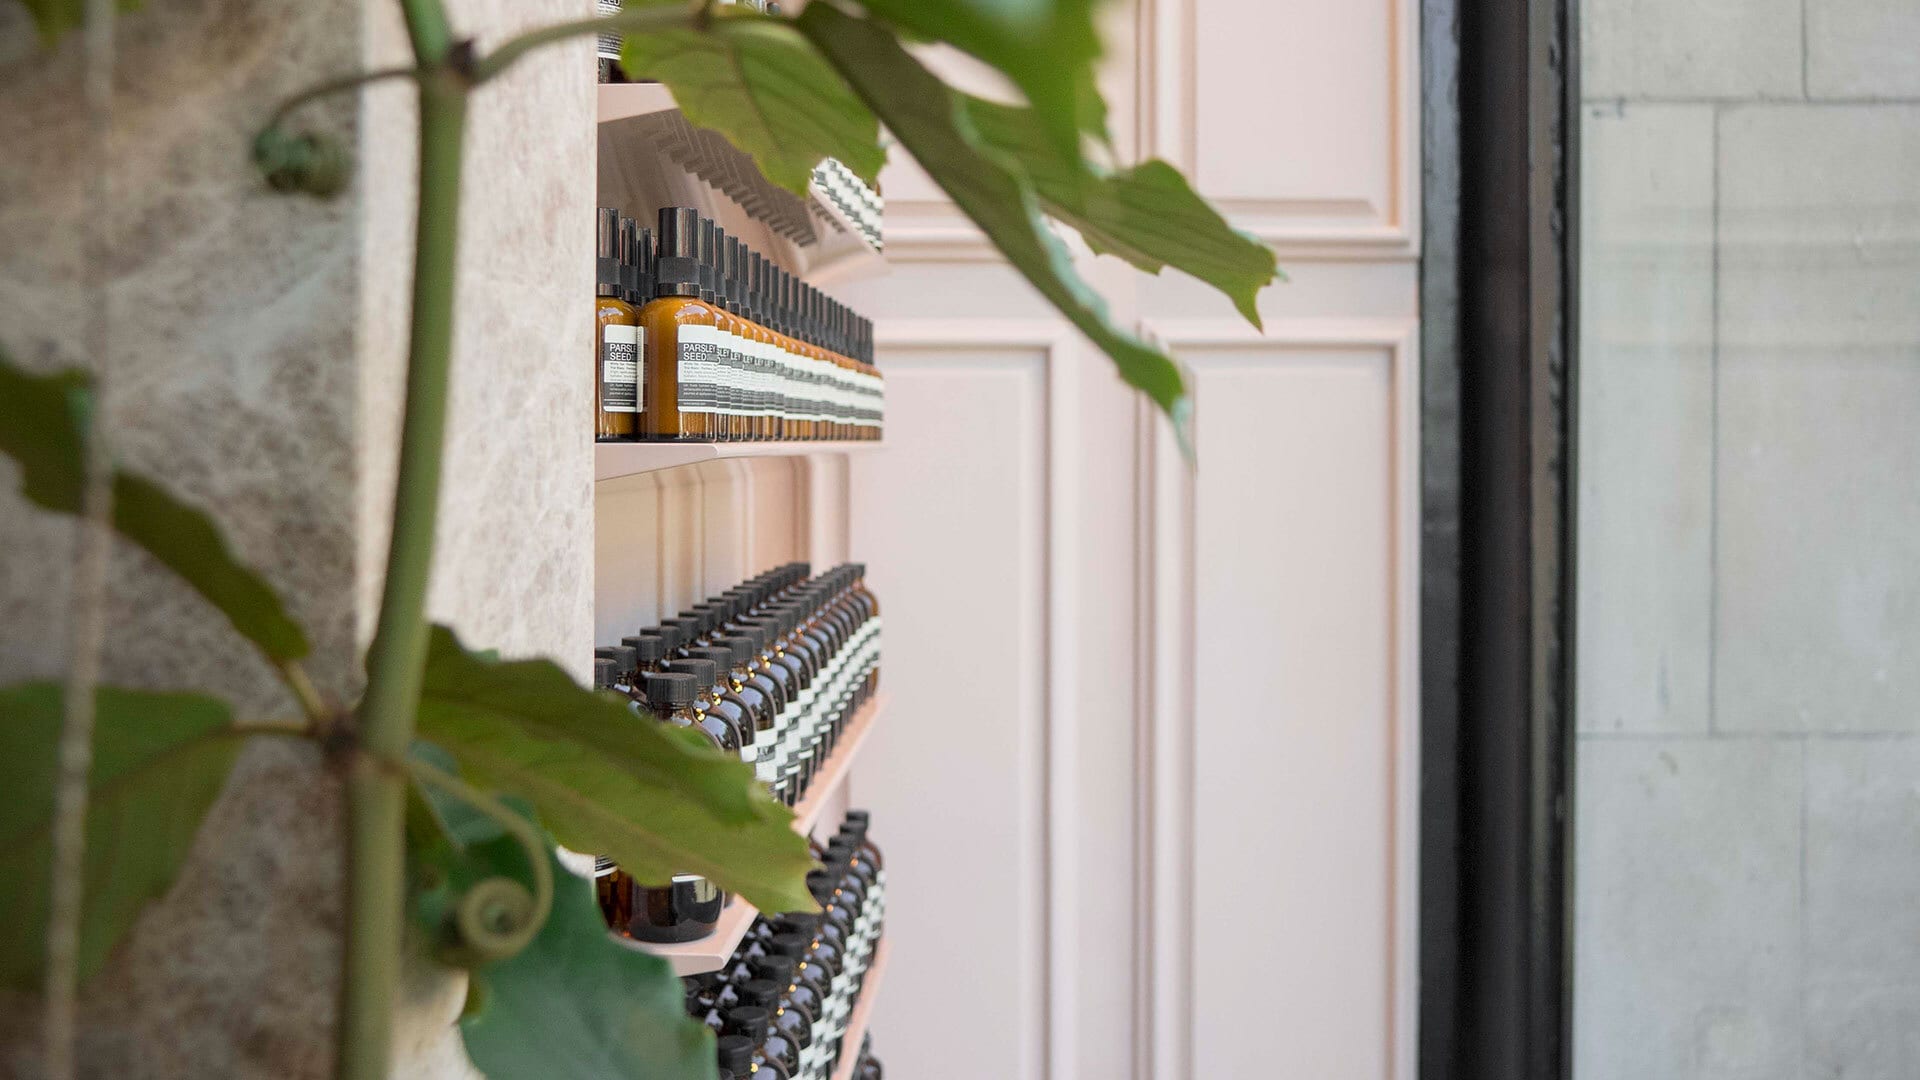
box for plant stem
[470,2,696,83]
[44,3,116,1077]
[278,660,330,726]
[335,69,466,1080]
[263,66,425,133]
[399,0,454,65]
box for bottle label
[600,324,640,413]
[678,324,721,415]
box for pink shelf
[828,937,891,1080]
[595,440,883,482]
[610,693,887,975]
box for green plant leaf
[798,3,1194,451]
[849,0,1105,154]
[620,9,883,195]
[0,355,311,662]
[963,95,1279,328]
[459,844,716,1080]
[415,626,817,914]
[16,0,141,44]
[0,682,241,990]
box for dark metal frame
[1419,0,1579,1076]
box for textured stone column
[0,1,594,1075]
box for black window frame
[1419,0,1579,1077]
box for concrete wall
[1575,2,1920,1077]
[0,1,594,1076]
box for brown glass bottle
[663,656,751,762]
[597,670,726,943]
[725,1007,799,1078]
[595,207,639,441]
[641,207,718,441]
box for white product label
[600,324,640,413]
[678,324,721,415]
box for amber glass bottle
[596,672,725,943]
[641,207,717,441]
[595,207,640,441]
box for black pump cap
[716,1035,755,1071]
[654,207,702,298]
[637,225,656,301]
[592,657,616,690]
[619,216,641,303]
[641,671,697,708]
[624,633,667,665]
[595,645,637,678]
[596,207,622,291]
[698,219,718,304]
[724,1006,770,1038]
[664,657,718,690]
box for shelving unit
[610,694,887,975]
[594,440,883,482]
[594,68,894,1048]
[828,938,890,1080]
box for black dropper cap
[714,634,760,667]
[624,633,667,666]
[641,671,697,708]
[687,646,737,677]
[651,623,686,653]
[768,932,810,959]
[654,207,702,299]
[723,1006,770,1039]
[698,218,718,304]
[596,207,622,297]
[658,616,702,646]
[592,657,616,690]
[595,644,638,679]
[663,657,718,691]
[741,979,782,1010]
[750,954,798,984]
[716,1035,755,1073]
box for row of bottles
[691,812,888,1080]
[597,1,780,83]
[593,562,882,943]
[595,206,884,444]
[811,160,882,253]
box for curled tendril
[447,877,540,966]
[252,127,350,199]
[405,757,555,968]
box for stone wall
[0,1,594,1076]
[1575,2,1920,1077]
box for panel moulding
[1133,317,1420,1080]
